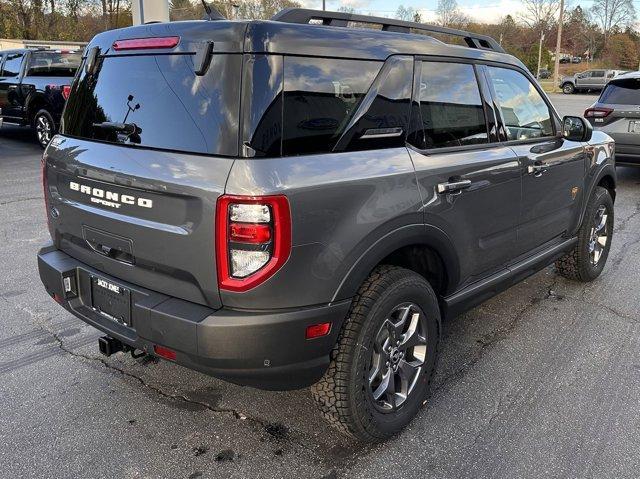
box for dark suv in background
[0,48,81,148]
[38,9,616,442]
[585,71,640,166]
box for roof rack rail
[271,8,505,54]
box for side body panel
[510,139,588,254]
[410,146,521,288]
[224,148,423,309]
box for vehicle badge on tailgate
[69,181,153,209]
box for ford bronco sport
[38,9,616,442]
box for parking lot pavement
[1,93,639,479]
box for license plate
[629,121,640,133]
[91,276,131,326]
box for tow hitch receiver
[98,336,123,356]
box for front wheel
[311,266,440,442]
[556,186,614,282]
[562,83,575,94]
[34,109,55,149]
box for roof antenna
[200,1,225,20]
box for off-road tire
[311,265,440,442]
[556,186,614,282]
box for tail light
[113,36,180,51]
[584,107,613,118]
[41,157,53,238]
[216,195,291,292]
[62,85,71,100]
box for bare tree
[435,0,468,27]
[591,0,636,48]
[396,5,417,22]
[520,0,560,33]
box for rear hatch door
[44,22,245,309]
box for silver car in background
[585,71,640,165]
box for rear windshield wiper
[92,121,137,135]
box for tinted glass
[336,56,413,152]
[600,79,640,104]
[283,57,381,156]
[2,52,24,77]
[413,62,488,149]
[487,66,554,141]
[27,51,81,77]
[63,54,241,156]
[242,55,283,157]
[593,71,605,78]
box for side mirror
[563,116,592,142]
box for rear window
[600,79,640,105]
[62,54,241,156]
[27,51,81,77]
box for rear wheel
[34,109,55,149]
[311,266,440,442]
[562,83,575,94]
[556,186,614,282]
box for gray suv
[585,71,640,165]
[38,9,617,441]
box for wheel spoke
[595,213,607,233]
[597,235,608,247]
[399,312,425,351]
[390,306,411,337]
[372,368,394,401]
[397,359,418,383]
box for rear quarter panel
[224,148,422,309]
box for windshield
[62,53,241,156]
[27,51,81,77]
[600,79,640,105]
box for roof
[86,19,522,68]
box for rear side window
[486,66,554,141]
[593,71,605,78]
[1,52,24,77]
[282,57,381,156]
[27,51,81,77]
[412,62,488,149]
[600,79,640,104]
[62,54,241,156]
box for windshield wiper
[92,121,137,135]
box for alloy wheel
[368,303,428,412]
[36,115,52,147]
[589,204,609,266]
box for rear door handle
[437,179,472,194]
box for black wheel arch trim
[578,162,616,230]
[331,223,461,302]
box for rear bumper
[614,144,640,165]
[38,244,351,390]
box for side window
[412,61,488,150]
[337,56,414,152]
[282,57,381,156]
[2,53,24,77]
[593,71,605,78]
[486,66,554,141]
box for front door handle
[437,179,472,194]
[527,162,549,177]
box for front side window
[486,66,554,141]
[282,57,381,156]
[412,62,488,150]
[2,53,24,77]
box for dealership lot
[1,94,639,478]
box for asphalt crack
[0,196,42,206]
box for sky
[300,0,601,24]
